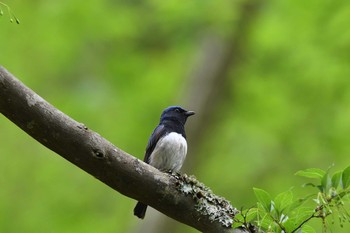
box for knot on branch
[92,148,105,159]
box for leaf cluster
[233,166,350,233]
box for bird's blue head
[160,106,195,125]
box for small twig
[290,204,329,233]
[0,2,20,24]
[291,212,318,233]
[270,214,287,233]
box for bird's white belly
[149,132,187,172]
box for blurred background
[1,0,350,232]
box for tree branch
[0,66,248,233]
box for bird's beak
[185,110,195,116]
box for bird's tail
[134,202,148,219]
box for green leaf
[233,208,259,229]
[283,196,313,232]
[232,214,244,229]
[257,211,275,230]
[295,168,325,180]
[302,183,316,188]
[286,207,315,232]
[274,190,293,214]
[285,197,308,213]
[243,208,258,222]
[283,217,296,232]
[232,222,242,229]
[321,172,332,194]
[301,224,316,233]
[331,171,343,189]
[342,166,350,189]
[254,187,272,212]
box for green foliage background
[1,0,350,232]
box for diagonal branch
[0,66,249,233]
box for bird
[133,106,195,219]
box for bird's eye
[175,109,180,113]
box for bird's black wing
[143,124,167,164]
